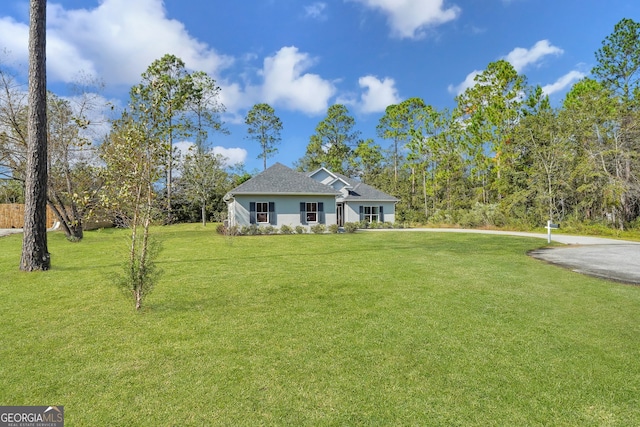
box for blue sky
[0,0,637,172]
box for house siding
[344,201,396,224]
[229,195,337,229]
[310,169,335,186]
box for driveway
[363,228,640,285]
[0,228,22,238]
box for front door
[337,203,344,226]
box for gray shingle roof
[333,172,398,202]
[226,163,339,196]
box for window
[306,202,318,222]
[363,206,379,222]
[256,202,269,223]
[300,202,324,224]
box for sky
[0,0,637,172]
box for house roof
[225,163,340,197]
[334,172,399,202]
[307,167,398,202]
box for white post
[547,220,551,244]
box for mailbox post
[546,220,559,243]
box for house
[224,163,398,229]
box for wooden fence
[0,204,55,229]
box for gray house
[224,163,398,229]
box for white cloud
[0,0,233,86]
[212,146,248,166]
[448,70,481,96]
[503,40,563,73]
[0,16,29,63]
[260,46,336,115]
[358,75,401,113]
[352,0,461,39]
[542,70,586,96]
[305,2,328,20]
[175,141,247,167]
[449,40,564,96]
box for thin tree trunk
[21,0,50,271]
[201,198,206,226]
[422,169,428,218]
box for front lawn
[1,224,639,425]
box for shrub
[328,224,340,234]
[311,224,326,234]
[457,202,506,228]
[241,224,262,235]
[262,225,277,235]
[216,223,226,234]
[280,224,294,234]
[344,222,358,233]
[295,225,306,234]
[357,220,369,229]
[216,223,239,236]
[427,209,455,226]
[383,221,393,229]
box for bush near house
[279,224,294,234]
[344,222,358,233]
[310,224,326,234]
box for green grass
[1,224,639,426]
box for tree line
[3,18,639,236]
[296,18,640,230]
[3,18,640,238]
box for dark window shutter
[359,205,363,221]
[269,202,276,225]
[249,202,256,224]
[318,202,324,224]
[300,202,306,224]
[379,205,384,222]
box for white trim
[256,201,270,224]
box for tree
[0,69,105,241]
[456,60,526,203]
[592,18,640,104]
[351,138,385,183]
[133,54,195,223]
[0,67,29,182]
[298,104,360,175]
[21,0,49,271]
[47,91,103,241]
[179,148,228,226]
[510,105,573,223]
[405,105,452,218]
[562,78,626,226]
[245,103,282,171]
[377,98,427,183]
[100,112,163,311]
[591,18,640,226]
[188,71,227,149]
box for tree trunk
[21,0,50,271]
[48,201,83,241]
[201,198,206,227]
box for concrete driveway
[363,228,640,285]
[0,228,22,238]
